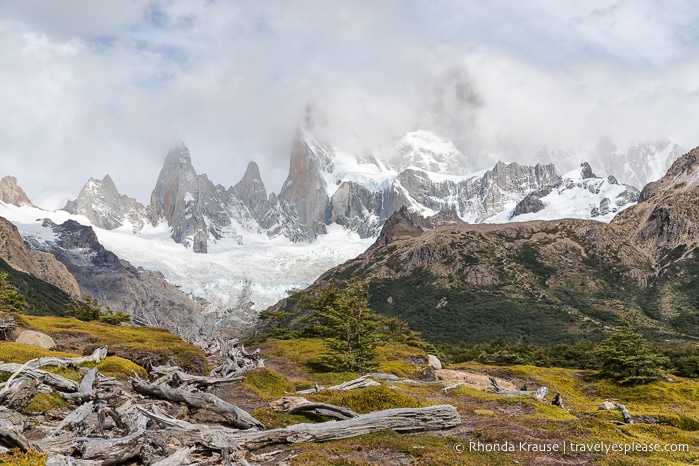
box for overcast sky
[2,1,699,209]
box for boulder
[15,330,57,350]
[598,401,616,411]
[427,354,442,370]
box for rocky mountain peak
[232,161,267,209]
[278,130,333,235]
[370,206,464,250]
[580,162,596,179]
[0,176,33,207]
[63,175,147,231]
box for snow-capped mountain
[63,175,147,232]
[389,130,472,175]
[537,139,685,189]
[488,162,640,223]
[0,126,687,341]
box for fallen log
[140,403,460,451]
[61,368,98,402]
[45,454,101,465]
[151,366,245,389]
[0,363,78,392]
[76,428,145,464]
[151,446,196,466]
[364,373,438,385]
[329,376,381,391]
[36,347,108,368]
[488,376,550,399]
[270,396,359,421]
[132,379,264,430]
[46,454,101,465]
[614,402,633,424]
[0,418,41,452]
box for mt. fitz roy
[61,129,656,254]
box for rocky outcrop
[0,216,80,298]
[30,218,223,341]
[149,144,239,253]
[370,206,464,250]
[614,146,699,260]
[278,131,333,235]
[0,176,33,207]
[63,175,147,231]
[513,190,549,216]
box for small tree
[0,272,26,313]
[296,276,380,373]
[66,295,102,321]
[593,313,668,385]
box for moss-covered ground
[241,338,699,465]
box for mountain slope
[281,147,699,345]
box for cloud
[1,1,698,209]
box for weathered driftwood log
[330,376,381,391]
[0,362,78,392]
[2,377,39,410]
[0,418,40,452]
[51,401,95,436]
[61,368,98,402]
[151,365,244,389]
[614,402,633,424]
[270,396,359,421]
[151,446,196,466]
[364,373,438,385]
[442,381,466,394]
[36,347,108,368]
[45,454,101,465]
[140,404,460,451]
[132,379,265,430]
[488,376,550,399]
[75,428,145,463]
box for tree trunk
[131,379,264,430]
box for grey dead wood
[151,446,196,466]
[151,365,245,389]
[442,381,466,394]
[0,418,40,452]
[488,375,551,400]
[614,402,633,424]
[131,379,265,430]
[45,454,101,465]
[36,347,108,368]
[2,377,39,410]
[269,396,359,421]
[364,373,438,385]
[75,428,146,464]
[0,362,78,392]
[139,403,460,451]
[51,401,95,437]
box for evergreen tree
[66,295,102,321]
[0,272,26,313]
[593,313,668,385]
[296,276,380,373]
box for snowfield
[0,202,373,315]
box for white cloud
[1,1,698,209]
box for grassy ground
[241,338,699,465]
